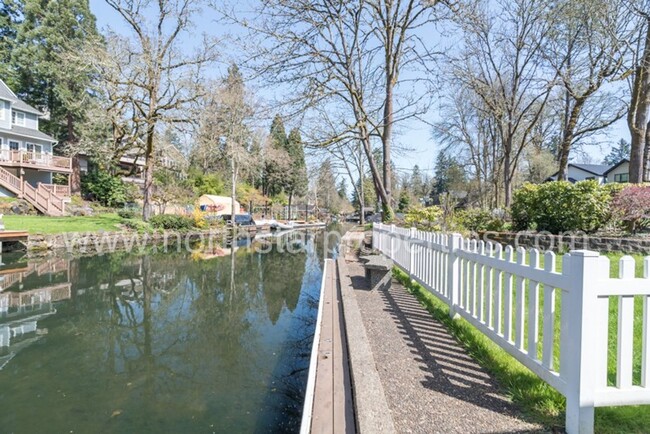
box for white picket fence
[373,223,650,434]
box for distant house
[0,79,71,215]
[546,163,611,184]
[119,142,188,187]
[603,159,629,183]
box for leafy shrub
[611,185,650,233]
[405,206,443,231]
[149,214,194,231]
[117,208,137,219]
[192,208,208,229]
[123,219,152,233]
[454,208,493,232]
[511,181,611,234]
[81,171,135,207]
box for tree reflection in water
[0,228,340,433]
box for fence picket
[477,241,486,322]
[504,246,514,342]
[617,256,636,389]
[528,249,540,361]
[643,258,650,388]
[542,251,557,370]
[493,243,503,334]
[515,247,526,351]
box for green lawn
[4,213,124,234]
[395,250,650,434]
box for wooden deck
[301,258,355,434]
[0,231,28,242]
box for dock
[301,258,355,434]
[0,231,28,243]
[0,230,29,252]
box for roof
[0,79,17,101]
[569,163,611,176]
[0,79,45,116]
[603,159,629,176]
[547,163,611,180]
[0,125,56,143]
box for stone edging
[476,231,650,254]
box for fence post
[409,227,416,278]
[561,250,606,434]
[447,233,462,319]
[390,224,395,259]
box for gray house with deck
[0,79,71,215]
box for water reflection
[0,228,342,434]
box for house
[118,141,188,187]
[0,79,71,215]
[546,163,611,184]
[604,159,629,183]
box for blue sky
[88,0,630,179]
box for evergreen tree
[603,139,631,166]
[410,165,424,199]
[432,152,466,198]
[285,128,308,217]
[11,0,100,142]
[263,114,289,196]
[0,0,21,85]
[337,178,348,199]
[397,189,410,212]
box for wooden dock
[0,231,28,242]
[301,259,355,434]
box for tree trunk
[231,154,237,228]
[382,78,394,212]
[142,125,155,221]
[288,191,293,220]
[503,149,512,208]
[70,155,81,194]
[556,100,585,181]
[631,23,650,183]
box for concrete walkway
[342,256,544,434]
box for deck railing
[0,150,72,171]
[39,183,70,197]
[373,223,650,434]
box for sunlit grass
[4,213,124,234]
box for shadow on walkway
[347,260,545,433]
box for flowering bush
[611,185,650,233]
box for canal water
[0,228,341,433]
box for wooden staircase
[0,166,66,216]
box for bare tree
[104,0,217,220]
[545,0,630,180]
[221,0,453,220]
[449,0,555,207]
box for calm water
[0,229,341,433]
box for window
[9,141,19,151]
[614,173,630,183]
[585,176,595,180]
[0,102,5,120]
[11,111,24,126]
[26,143,42,158]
